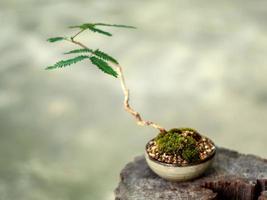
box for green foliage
[47,37,65,42]
[182,146,199,163]
[94,49,118,64]
[69,24,91,29]
[88,26,112,36]
[69,22,136,37]
[90,56,118,78]
[181,136,199,162]
[46,52,118,78]
[69,23,112,36]
[64,48,94,54]
[156,131,185,155]
[94,23,136,29]
[46,22,135,77]
[155,128,200,163]
[46,55,90,70]
[64,48,118,64]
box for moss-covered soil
[146,128,215,165]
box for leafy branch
[46,23,131,77]
[90,56,118,77]
[46,51,118,77]
[69,22,136,37]
[46,55,90,70]
[93,49,118,64]
[47,37,66,42]
[63,48,118,64]
[64,48,94,54]
[46,22,166,133]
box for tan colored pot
[145,139,216,181]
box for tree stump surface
[115,147,267,200]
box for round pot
[145,138,216,181]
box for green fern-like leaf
[64,48,118,64]
[69,23,93,29]
[94,49,118,64]
[46,55,90,70]
[47,37,65,42]
[69,22,135,37]
[94,23,136,29]
[90,56,118,77]
[64,48,94,55]
[88,26,112,36]
[69,23,112,36]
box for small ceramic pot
[145,138,216,181]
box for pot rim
[145,137,216,167]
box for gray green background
[0,0,267,199]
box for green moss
[155,128,200,163]
[155,131,185,155]
[182,147,199,162]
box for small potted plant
[46,22,216,181]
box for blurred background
[0,0,267,199]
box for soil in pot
[146,128,215,166]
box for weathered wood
[115,147,267,200]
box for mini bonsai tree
[46,22,215,168]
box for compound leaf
[68,22,135,37]
[69,23,112,36]
[94,23,136,29]
[64,48,94,54]
[94,49,118,64]
[90,56,118,77]
[88,26,112,36]
[69,23,93,29]
[46,55,90,70]
[47,37,65,42]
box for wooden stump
[115,147,267,200]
